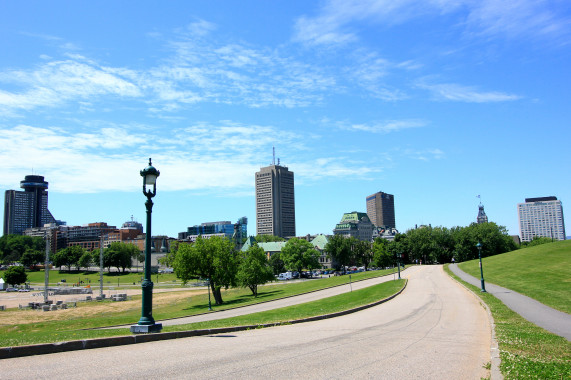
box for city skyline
[1,1,569,238]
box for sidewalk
[109,268,413,329]
[449,264,571,341]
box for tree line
[0,235,143,273]
[324,222,518,272]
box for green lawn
[458,240,571,313]
[445,265,570,380]
[0,268,403,347]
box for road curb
[0,279,407,359]
[445,265,503,380]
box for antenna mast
[273,146,275,165]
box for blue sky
[1,0,570,238]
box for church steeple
[477,203,488,224]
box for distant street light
[476,242,486,293]
[131,158,163,334]
[207,278,212,311]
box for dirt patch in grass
[0,289,205,326]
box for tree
[0,235,45,264]
[268,252,286,275]
[4,265,27,286]
[173,236,239,305]
[324,235,353,273]
[20,248,44,269]
[372,237,393,269]
[53,246,85,272]
[255,235,285,243]
[78,251,93,271]
[352,239,373,270]
[237,244,275,297]
[105,242,135,273]
[280,237,320,274]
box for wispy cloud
[338,119,427,133]
[417,80,521,102]
[0,122,375,194]
[0,59,142,114]
[293,0,569,46]
[403,147,445,161]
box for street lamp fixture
[476,242,486,293]
[131,158,163,334]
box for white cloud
[0,60,142,113]
[417,81,521,102]
[340,119,427,133]
[292,0,569,46]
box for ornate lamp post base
[130,323,163,334]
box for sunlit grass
[458,240,571,313]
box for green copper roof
[339,211,370,223]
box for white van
[278,272,292,280]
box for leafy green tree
[173,236,239,305]
[237,244,275,297]
[53,246,85,272]
[324,234,353,272]
[255,235,286,243]
[20,248,44,269]
[268,251,286,275]
[352,239,373,270]
[373,237,393,269]
[78,251,93,271]
[280,237,320,274]
[105,242,135,273]
[0,235,45,264]
[4,265,27,286]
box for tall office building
[518,196,566,242]
[3,175,56,235]
[255,162,295,238]
[366,191,395,229]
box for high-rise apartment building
[518,196,566,242]
[3,175,56,235]
[366,191,395,229]
[255,163,295,238]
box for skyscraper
[3,175,56,235]
[518,196,566,242]
[255,162,295,238]
[366,191,395,229]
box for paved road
[449,264,571,341]
[114,270,407,328]
[2,266,492,379]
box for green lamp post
[476,242,486,293]
[131,158,163,333]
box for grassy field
[445,265,570,380]
[0,268,403,347]
[458,240,571,313]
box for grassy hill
[458,240,570,314]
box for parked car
[5,288,16,292]
[278,272,292,280]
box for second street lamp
[476,242,486,293]
[131,158,163,334]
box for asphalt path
[2,265,492,379]
[449,264,571,341]
[113,269,409,328]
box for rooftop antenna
[278,158,280,165]
[272,146,275,165]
